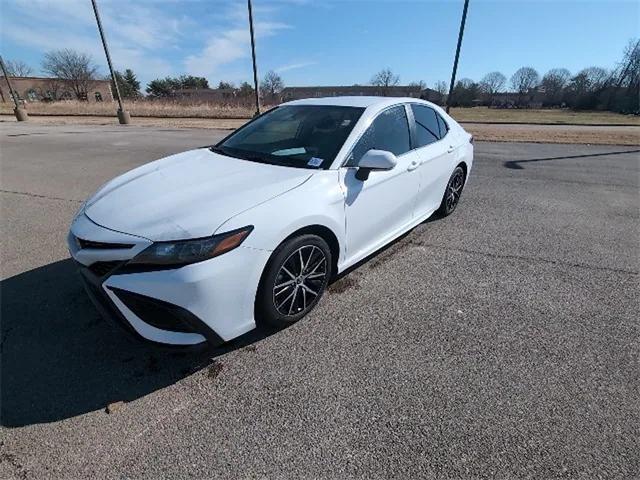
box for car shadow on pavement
[0,259,276,428]
[503,148,640,170]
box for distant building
[0,76,113,103]
[280,85,444,104]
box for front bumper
[69,214,270,346]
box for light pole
[248,0,260,117]
[91,0,130,124]
[446,0,470,113]
[0,55,28,121]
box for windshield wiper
[209,146,234,157]
[210,146,268,164]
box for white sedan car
[68,96,473,346]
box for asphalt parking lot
[1,122,639,479]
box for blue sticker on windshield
[308,157,324,167]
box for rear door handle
[407,160,420,171]
[447,145,455,153]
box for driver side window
[346,105,411,166]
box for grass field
[451,107,640,125]
[1,101,638,126]
[0,101,259,119]
[2,113,638,145]
[2,101,638,145]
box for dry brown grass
[2,113,638,146]
[2,101,638,126]
[449,107,640,125]
[0,100,259,119]
[0,114,247,130]
[466,123,640,146]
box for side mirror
[355,149,397,181]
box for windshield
[214,105,364,169]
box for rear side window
[411,104,441,147]
[437,113,449,138]
[347,105,411,166]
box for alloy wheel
[445,169,465,213]
[272,245,327,316]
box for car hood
[84,148,312,241]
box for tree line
[369,40,638,113]
[4,39,638,114]
[3,48,286,103]
[432,40,639,113]
[144,70,284,100]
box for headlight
[129,226,253,268]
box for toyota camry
[68,96,473,346]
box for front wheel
[437,166,466,217]
[256,234,332,328]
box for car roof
[282,96,430,109]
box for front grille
[76,237,134,250]
[88,260,124,277]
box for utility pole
[248,0,261,116]
[0,55,28,121]
[446,0,470,113]
[91,0,130,124]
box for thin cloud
[275,61,318,73]
[2,0,192,85]
[184,18,291,80]
[1,0,294,87]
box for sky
[1,0,638,90]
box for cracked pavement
[1,123,639,479]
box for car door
[409,104,457,217]
[340,104,422,262]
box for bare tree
[430,80,448,105]
[41,49,99,100]
[434,80,448,96]
[541,68,571,105]
[565,66,611,109]
[608,38,640,112]
[510,67,540,93]
[408,80,426,98]
[613,38,640,89]
[371,68,400,95]
[510,67,540,106]
[260,70,284,99]
[479,71,506,105]
[5,59,33,77]
[581,67,610,90]
[371,68,400,88]
[480,72,506,94]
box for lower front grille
[110,288,198,334]
[88,260,124,277]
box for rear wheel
[256,234,332,328]
[437,166,466,217]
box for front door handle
[407,160,420,171]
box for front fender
[215,170,346,264]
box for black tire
[256,234,332,328]
[436,165,466,217]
